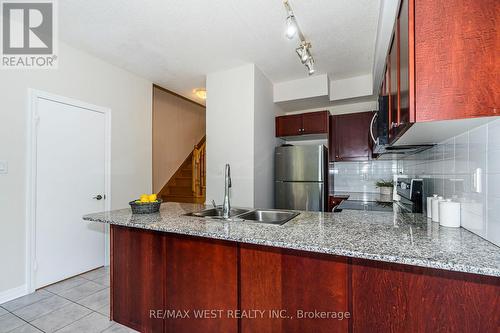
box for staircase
[158,136,206,204]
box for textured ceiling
[59,0,381,104]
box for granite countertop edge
[83,206,500,278]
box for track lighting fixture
[285,15,298,39]
[283,0,316,76]
[296,42,311,64]
[305,58,315,75]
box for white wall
[0,42,152,299]
[399,119,500,246]
[332,161,398,193]
[206,64,280,208]
[206,64,255,207]
[253,67,277,209]
[273,74,329,102]
[329,74,373,101]
[285,100,378,117]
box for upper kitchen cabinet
[382,0,499,144]
[414,0,498,121]
[329,111,374,162]
[275,111,329,138]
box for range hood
[373,143,432,156]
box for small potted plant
[376,180,394,196]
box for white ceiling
[59,0,381,104]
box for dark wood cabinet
[329,112,374,162]
[389,33,398,141]
[111,226,165,333]
[165,236,238,333]
[328,196,348,212]
[111,226,238,333]
[352,258,500,332]
[275,114,303,137]
[381,0,499,143]
[239,245,349,333]
[112,226,500,333]
[275,111,329,137]
[398,0,410,127]
[415,0,498,121]
[302,111,329,134]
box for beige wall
[0,42,152,300]
[152,87,206,192]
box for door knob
[93,195,103,200]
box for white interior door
[35,96,107,288]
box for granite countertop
[83,202,500,277]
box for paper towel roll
[431,196,444,222]
[427,194,438,218]
[439,199,461,228]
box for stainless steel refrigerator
[275,145,328,212]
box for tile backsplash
[331,160,398,194]
[399,119,500,246]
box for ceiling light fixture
[283,0,316,76]
[285,15,298,39]
[193,88,207,100]
[305,57,315,75]
[295,42,311,64]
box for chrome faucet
[222,164,231,219]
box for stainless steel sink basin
[235,209,300,225]
[186,207,299,225]
[185,207,249,219]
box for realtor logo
[1,0,58,68]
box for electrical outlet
[0,160,7,174]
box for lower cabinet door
[111,226,166,333]
[165,236,239,333]
[239,245,350,333]
[351,258,500,332]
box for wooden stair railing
[192,140,206,197]
[158,136,206,204]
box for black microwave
[376,95,389,146]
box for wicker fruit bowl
[129,194,162,214]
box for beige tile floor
[0,267,137,333]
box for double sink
[185,207,299,226]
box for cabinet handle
[369,112,378,144]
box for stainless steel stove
[337,200,394,212]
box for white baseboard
[0,285,28,305]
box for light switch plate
[0,160,8,174]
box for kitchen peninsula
[84,202,500,333]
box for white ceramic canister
[439,199,461,228]
[431,196,444,222]
[426,194,438,218]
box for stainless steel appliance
[275,145,328,211]
[337,200,393,212]
[394,177,424,213]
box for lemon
[148,194,157,202]
[139,194,150,203]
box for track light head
[285,15,298,39]
[296,43,311,63]
[305,58,315,75]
